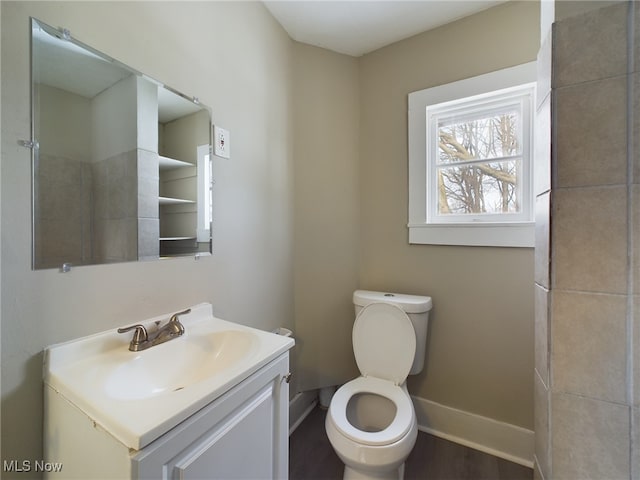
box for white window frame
[408,62,536,248]
[197,144,212,243]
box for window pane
[437,159,521,215]
[437,108,521,164]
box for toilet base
[343,462,405,480]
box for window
[408,62,536,247]
[197,144,212,243]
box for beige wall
[291,2,540,430]
[38,84,92,160]
[292,42,361,391]
[1,0,541,472]
[358,0,539,429]
[1,1,294,471]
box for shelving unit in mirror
[158,155,198,256]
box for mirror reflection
[31,18,212,270]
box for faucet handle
[168,308,190,336]
[169,308,191,323]
[117,324,148,346]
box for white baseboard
[411,395,534,468]
[289,390,318,435]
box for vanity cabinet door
[174,386,275,479]
[133,353,290,480]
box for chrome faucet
[117,308,191,352]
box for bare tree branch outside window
[436,111,522,215]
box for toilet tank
[353,290,433,375]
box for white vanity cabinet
[134,353,290,479]
[45,352,290,479]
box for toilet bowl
[325,377,418,479]
[325,292,432,480]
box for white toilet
[325,290,433,480]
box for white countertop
[44,303,294,450]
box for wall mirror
[30,18,213,270]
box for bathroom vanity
[43,304,294,479]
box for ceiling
[33,20,202,123]
[263,1,507,57]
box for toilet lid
[353,302,416,385]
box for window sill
[408,222,534,248]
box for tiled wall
[136,149,160,261]
[92,150,139,263]
[92,149,159,263]
[36,148,159,268]
[535,2,638,479]
[34,154,92,269]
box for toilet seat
[329,376,414,446]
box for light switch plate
[213,125,230,159]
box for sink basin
[44,303,294,450]
[103,330,257,400]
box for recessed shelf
[159,196,195,205]
[160,236,197,241]
[159,155,193,170]
[158,152,199,257]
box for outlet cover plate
[214,125,230,159]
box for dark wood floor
[289,406,533,480]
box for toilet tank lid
[353,290,432,314]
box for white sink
[44,303,294,450]
[104,330,258,400]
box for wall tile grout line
[626,2,636,479]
